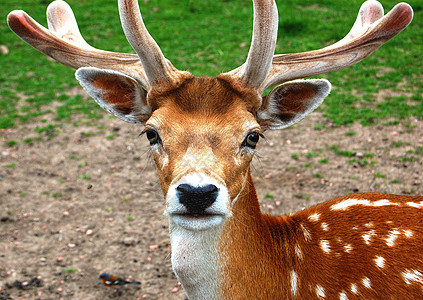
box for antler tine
[262,0,413,92]
[46,0,92,49]
[118,0,190,91]
[7,0,148,88]
[222,0,278,90]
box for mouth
[169,213,225,231]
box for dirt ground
[0,101,422,299]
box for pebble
[171,287,179,293]
[123,237,136,246]
[85,229,94,236]
[0,45,8,55]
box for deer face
[144,77,263,231]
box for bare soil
[1,107,422,299]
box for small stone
[0,45,9,55]
[57,256,63,262]
[123,237,136,246]
[171,287,179,293]
[149,244,159,250]
[85,229,93,236]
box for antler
[7,0,149,88]
[222,0,279,89]
[118,0,190,90]
[261,0,413,92]
[7,0,191,92]
[223,0,413,94]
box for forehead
[147,77,260,132]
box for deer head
[8,0,416,298]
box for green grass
[265,193,275,199]
[63,267,78,274]
[328,145,354,157]
[1,0,422,129]
[374,172,386,178]
[5,140,18,147]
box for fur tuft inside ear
[75,67,151,124]
[257,79,331,130]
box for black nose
[176,184,219,214]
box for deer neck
[218,171,295,298]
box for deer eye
[145,129,160,145]
[242,132,261,149]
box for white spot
[362,277,371,288]
[402,269,423,285]
[339,292,348,300]
[403,229,413,238]
[372,199,399,207]
[375,256,385,268]
[320,240,330,253]
[331,198,400,211]
[344,244,353,253]
[350,283,358,294]
[362,230,376,245]
[331,199,370,210]
[364,222,374,228]
[406,201,423,209]
[295,244,303,260]
[300,223,311,241]
[291,270,297,296]
[385,228,401,247]
[308,213,320,222]
[316,284,325,298]
[321,222,329,231]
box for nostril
[176,184,219,214]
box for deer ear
[257,79,331,130]
[75,67,151,124]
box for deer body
[8,0,422,299]
[219,173,423,298]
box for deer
[8,0,422,298]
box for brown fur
[219,174,423,299]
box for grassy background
[1,0,422,130]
